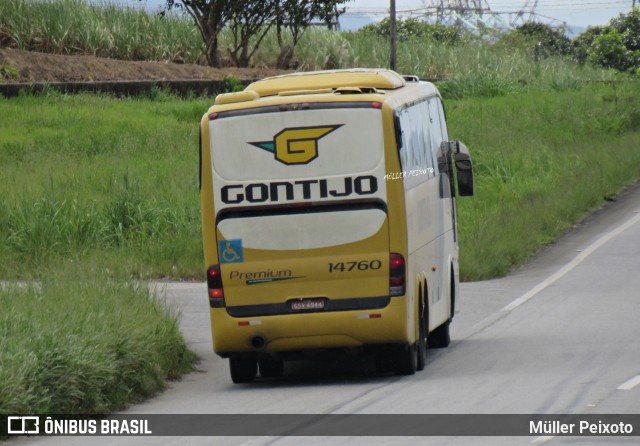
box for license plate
[290,298,325,311]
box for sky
[125,0,635,30]
[345,0,633,27]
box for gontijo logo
[250,125,343,165]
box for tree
[164,0,350,68]
[227,1,278,68]
[572,25,607,65]
[274,0,349,69]
[164,0,234,67]
[573,8,640,73]
[610,7,640,54]
[587,31,630,71]
[513,22,572,58]
[358,17,466,46]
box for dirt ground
[0,47,288,83]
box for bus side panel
[200,115,219,267]
[381,104,412,343]
[405,178,451,333]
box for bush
[499,22,572,60]
[0,64,20,81]
[358,17,467,46]
[572,26,608,65]
[0,274,197,414]
[588,31,634,71]
[573,8,640,73]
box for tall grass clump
[0,0,202,62]
[451,81,640,280]
[287,29,617,99]
[0,91,208,279]
[0,272,196,414]
[0,91,203,416]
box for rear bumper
[211,295,410,356]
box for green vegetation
[584,9,640,74]
[0,91,203,415]
[0,91,207,279]
[2,85,639,283]
[0,64,19,81]
[223,75,245,93]
[358,16,467,46]
[1,0,635,87]
[451,82,640,278]
[0,0,203,62]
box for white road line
[500,211,640,313]
[617,375,640,390]
[532,435,555,444]
[463,211,640,339]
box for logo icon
[219,239,243,264]
[7,416,40,434]
[250,125,342,165]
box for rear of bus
[200,71,412,382]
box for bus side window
[417,101,434,179]
[410,102,427,185]
[431,99,453,199]
[436,98,449,141]
[399,102,434,189]
[397,109,410,174]
[428,98,446,176]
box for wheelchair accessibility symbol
[219,239,244,264]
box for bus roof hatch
[246,69,406,97]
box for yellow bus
[199,69,473,383]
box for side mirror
[441,141,474,197]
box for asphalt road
[14,183,640,446]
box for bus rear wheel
[417,283,428,370]
[393,345,417,375]
[427,320,450,348]
[428,271,454,349]
[416,310,427,371]
[375,346,416,376]
[258,358,284,379]
[229,357,257,383]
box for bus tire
[258,358,284,379]
[374,346,416,375]
[393,345,417,375]
[427,320,450,348]
[374,352,393,374]
[428,271,453,349]
[229,357,257,383]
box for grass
[450,82,640,279]
[0,270,196,414]
[0,90,207,279]
[0,0,202,62]
[290,29,616,97]
[1,84,639,283]
[0,91,203,416]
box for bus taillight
[207,264,225,308]
[389,253,406,297]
